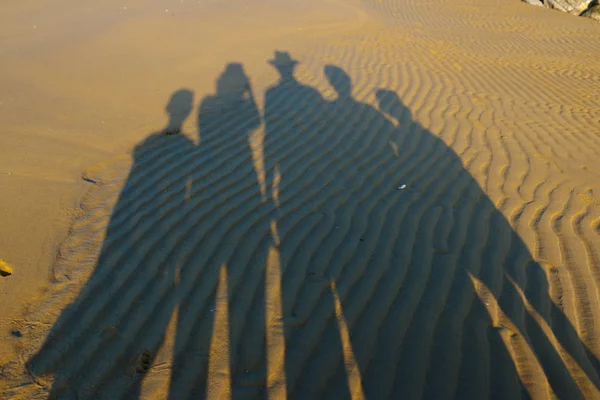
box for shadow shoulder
[198,95,221,115]
[133,131,194,160]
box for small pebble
[100,326,119,340]
[0,260,12,277]
[135,352,153,374]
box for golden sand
[1,0,599,398]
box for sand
[0,0,599,398]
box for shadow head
[216,63,251,100]
[324,65,352,99]
[375,89,409,120]
[166,89,194,128]
[269,51,299,80]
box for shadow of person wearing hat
[263,50,328,223]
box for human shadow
[24,54,600,400]
[26,89,197,398]
[373,89,600,400]
[167,62,269,398]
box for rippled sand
[1,0,599,398]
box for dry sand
[1,0,599,398]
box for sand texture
[1,0,600,398]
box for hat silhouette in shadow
[269,51,299,81]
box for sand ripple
[2,0,600,398]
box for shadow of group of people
[27,51,600,399]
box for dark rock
[522,0,599,21]
[582,4,600,20]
